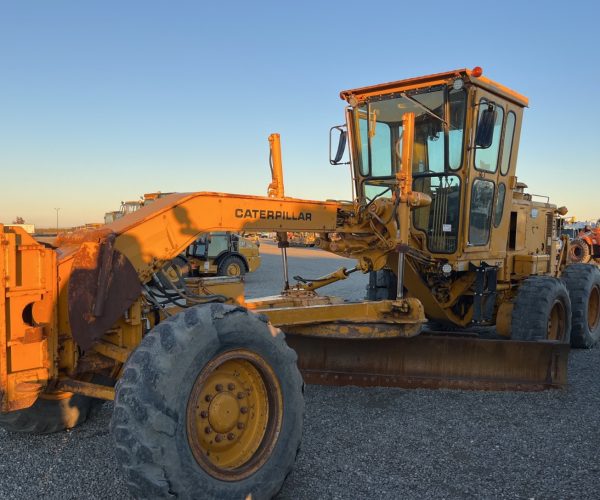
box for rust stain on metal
[68,238,141,350]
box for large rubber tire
[0,393,96,434]
[111,303,304,500]
[561,264,600,348]
[569,239,591,263]
[365,269,397,301]
[511,276,572,343]
[218,255,246,278]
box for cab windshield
[354,86,466,253]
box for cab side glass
[448,89,467,169]
[500,112,516,175]
[475,105,496,148]
[358,117,392,176]
[494,183,506,227]
[359,118,369,175]
[474,100,504,173]
[469,179,495,245]
[370,122,392,177]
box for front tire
[561,264,600,347]
[111,303,304,500]
[365,269,397,301]
[218,255,246,278]
[511,276,571,342]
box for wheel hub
[227,263,241,276]
[208,393,239,433]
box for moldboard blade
[284,333,569,391]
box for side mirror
[475,104,496,148]
[329,125,348,165]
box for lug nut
[237,422,245,430]
[204,426,212,434]
[237,392,245,399]
[240,406,248,414]
[205,394,212,402]
[215,384,224,392]
[200,411,208,418]
[228,383,235,391]
[227,433,235,441]
[215,434,223,443]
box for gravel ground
[1,241,599,499]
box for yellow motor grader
[1,68,599,499]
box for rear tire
[561,264,600,348]
[0,393,96,434]
[569,239,591,263]
[511,276,571,342]
[218,255,246,278]
[111,303,304,500]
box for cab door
[464,89,507,256]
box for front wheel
[111,303,304,500]
[218,255,246,278]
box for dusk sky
[1,1,598,227]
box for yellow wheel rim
[589,284,600,331]
[186,349,283,481]
[547,299,567,341]
[226,262,242,277]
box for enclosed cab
[340,68,572,334]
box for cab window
[474,100,504,173]
[494,183,506,227]
[469,179,495,245]
[500,112,516,175]
[359,117,392,177]
[413,175,461,253]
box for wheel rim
[547,299,567,341]
[226,262,242,277]
[186,349,283,481]
[588,284,600,331]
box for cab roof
[339,68,529,107]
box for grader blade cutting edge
[283,333,569,391]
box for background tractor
[569,225,600,265]
[183,231,261,278]
[1,68,599,499]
